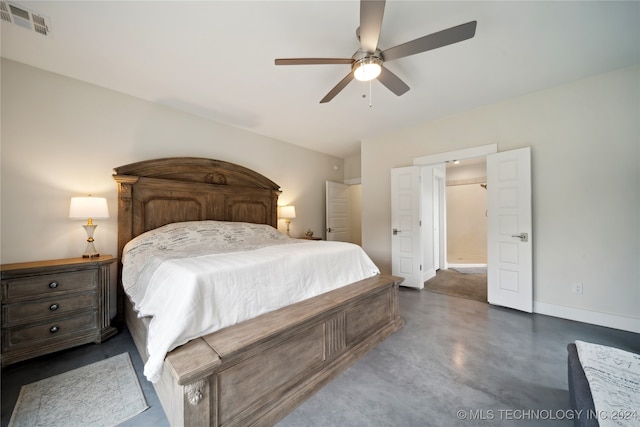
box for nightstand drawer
[3,270,95,302]
[3,312,97,348]
[2,292,97,327]
[1,256,116,366]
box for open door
[487,147,532,312]
[326,181,349,242]
[391,166,423,288]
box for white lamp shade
[279,205,296,219]
[69,196,109,219]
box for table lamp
[279,205,296,236]
[69,196,109,258]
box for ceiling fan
[275,0,477,104]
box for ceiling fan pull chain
[369,80,373,108]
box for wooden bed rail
[157,274,404,427]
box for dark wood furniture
[1,255,117,366]
[113,157,404,427]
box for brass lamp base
[82,251,100,259]
[81,224,100,258]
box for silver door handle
[393,228,401,235]
[511,233,528,242]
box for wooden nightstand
[1,255,117,366]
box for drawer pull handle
[48,282,58,289]
[49,304,59,311]
[50,325,60,333]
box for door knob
[511,232,528,242]
[393,228,401,235]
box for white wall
[362,65,640,332]
[0,59,344,264]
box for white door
[326,181,349,242]
[487,147,532,312]
[391,166,423,288]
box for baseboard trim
[534,301,640,333]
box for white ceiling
[2,1,639,158]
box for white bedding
[122,221,380,383]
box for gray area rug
[423,268,487,303]
[9,352,148,427]
[449,266,487,275]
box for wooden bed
[112,157,404,427]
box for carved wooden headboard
[112,157,281,261]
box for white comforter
[122,221,380,383]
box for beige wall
[347,184,362,246]
[447,184,487,264]
[362,65,640,331]
[0,59,344,264]
[446,161,488,264]
[342,154,362,245]
[344,154,361,182]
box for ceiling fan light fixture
[353,57,382,81]
[275,1,477,103]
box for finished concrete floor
[2,288,638,427]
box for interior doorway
[410,145,533,312]
[423,268,488,303]
[425,157,488,302]
[444,157,488,267]
[408,145,496,299]
[326,180,362,246]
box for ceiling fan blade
[275,58,354,65]
[377,67,409,96]
[359,0,386,53]
[382,21,477,62]
[320,72,355,103]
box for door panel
[391,166,423,288]
[487,147,532,312]
[326,181,349,242]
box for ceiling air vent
[0,1,49,36]
[0,1,11,23]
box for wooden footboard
[126,274,404,427]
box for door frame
[433,167,446,271]
[414,144,497,271]
[414,144,498,167]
